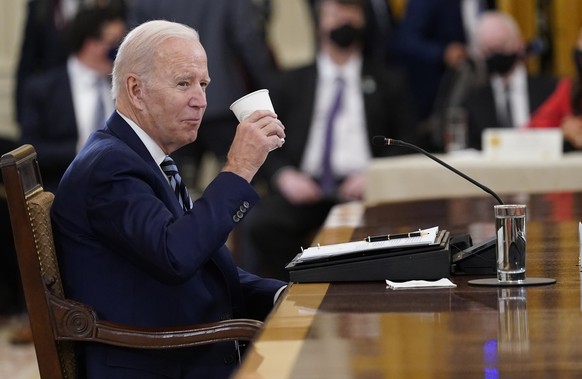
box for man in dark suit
[463,11,557,149]
[14,0,127,124]
[396,0,496,121]
[50,20,287,378]
[18,6,126,191]
[245,0,418,279]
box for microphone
[372,136,504,205]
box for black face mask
[573,48,582,76]
[329,24,364,49]
[486,53,519,76]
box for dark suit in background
[465,74,557,149]
[245,59,418,279]
[395,0,467,120]
[396,0,497,122]
[18,67,78,191]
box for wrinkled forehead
[153,37,207,66]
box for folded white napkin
[385,278,457,290]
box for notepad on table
[297,226,439,262]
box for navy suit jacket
[19,65,78,192]
[396,0,468,118]
[51,112,285,378]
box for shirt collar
[116,111,167,166]
[67,56,102,87]
[317,52,363,82]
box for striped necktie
[161,156,193,211]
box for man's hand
[275,167,324,204]
[443,42,467,68]
[561,115,582,148]
[337,172,366,202]
[223,110,285,182]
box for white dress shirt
[491,63,530,129]
[68,56,115,152]
[301,53,371,179]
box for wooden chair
[0,145,262,379]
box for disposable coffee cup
[494,204,527,282]
[229,89,275,122]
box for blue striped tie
[161,156,193,211]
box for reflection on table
[234,192,582,379]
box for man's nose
[190,87,207,108]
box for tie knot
[161,156,178,175]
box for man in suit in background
[51,20,286,378]
[395,0,496,122]
[245,0,418,279]
[464,11,557,149]
[14,0,127,125]
[18,6,126,191]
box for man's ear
[126,74,146,110]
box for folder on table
[285,228,451,283]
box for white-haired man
[51,20,287,379]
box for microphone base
[468,277,556,287]
[451,237,497,276]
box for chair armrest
[48,292,263,349]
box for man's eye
[177,81,189,88]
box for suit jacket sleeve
[83,146,259,285]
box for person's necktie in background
[161,156,194,211]
[503,82,513,128]
[320,76,345,195]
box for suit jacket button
[233,215,240,223]
[224,354,236,365]
[239,205,247,213]
[236,210,244,218]
[242,201,250,209]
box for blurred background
[1,0,582,140]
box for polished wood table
[234,192,582,379]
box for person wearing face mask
[528,27,582,150]
[462,11,557,150]
[243,0,418,279]
[18,5,126,192]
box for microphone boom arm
[385,138,504,205]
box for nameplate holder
[482,128,563,161]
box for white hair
[111,20,200,100]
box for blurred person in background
[15,0,127,124]
[245,0,418,279]
[19,5,126,192]
[463,11,557,149]
[395,0,496,124]
[528,26,582,151]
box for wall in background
[0,0,26,139]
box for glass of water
[494,204,527,282]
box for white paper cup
[229,89,275,122]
